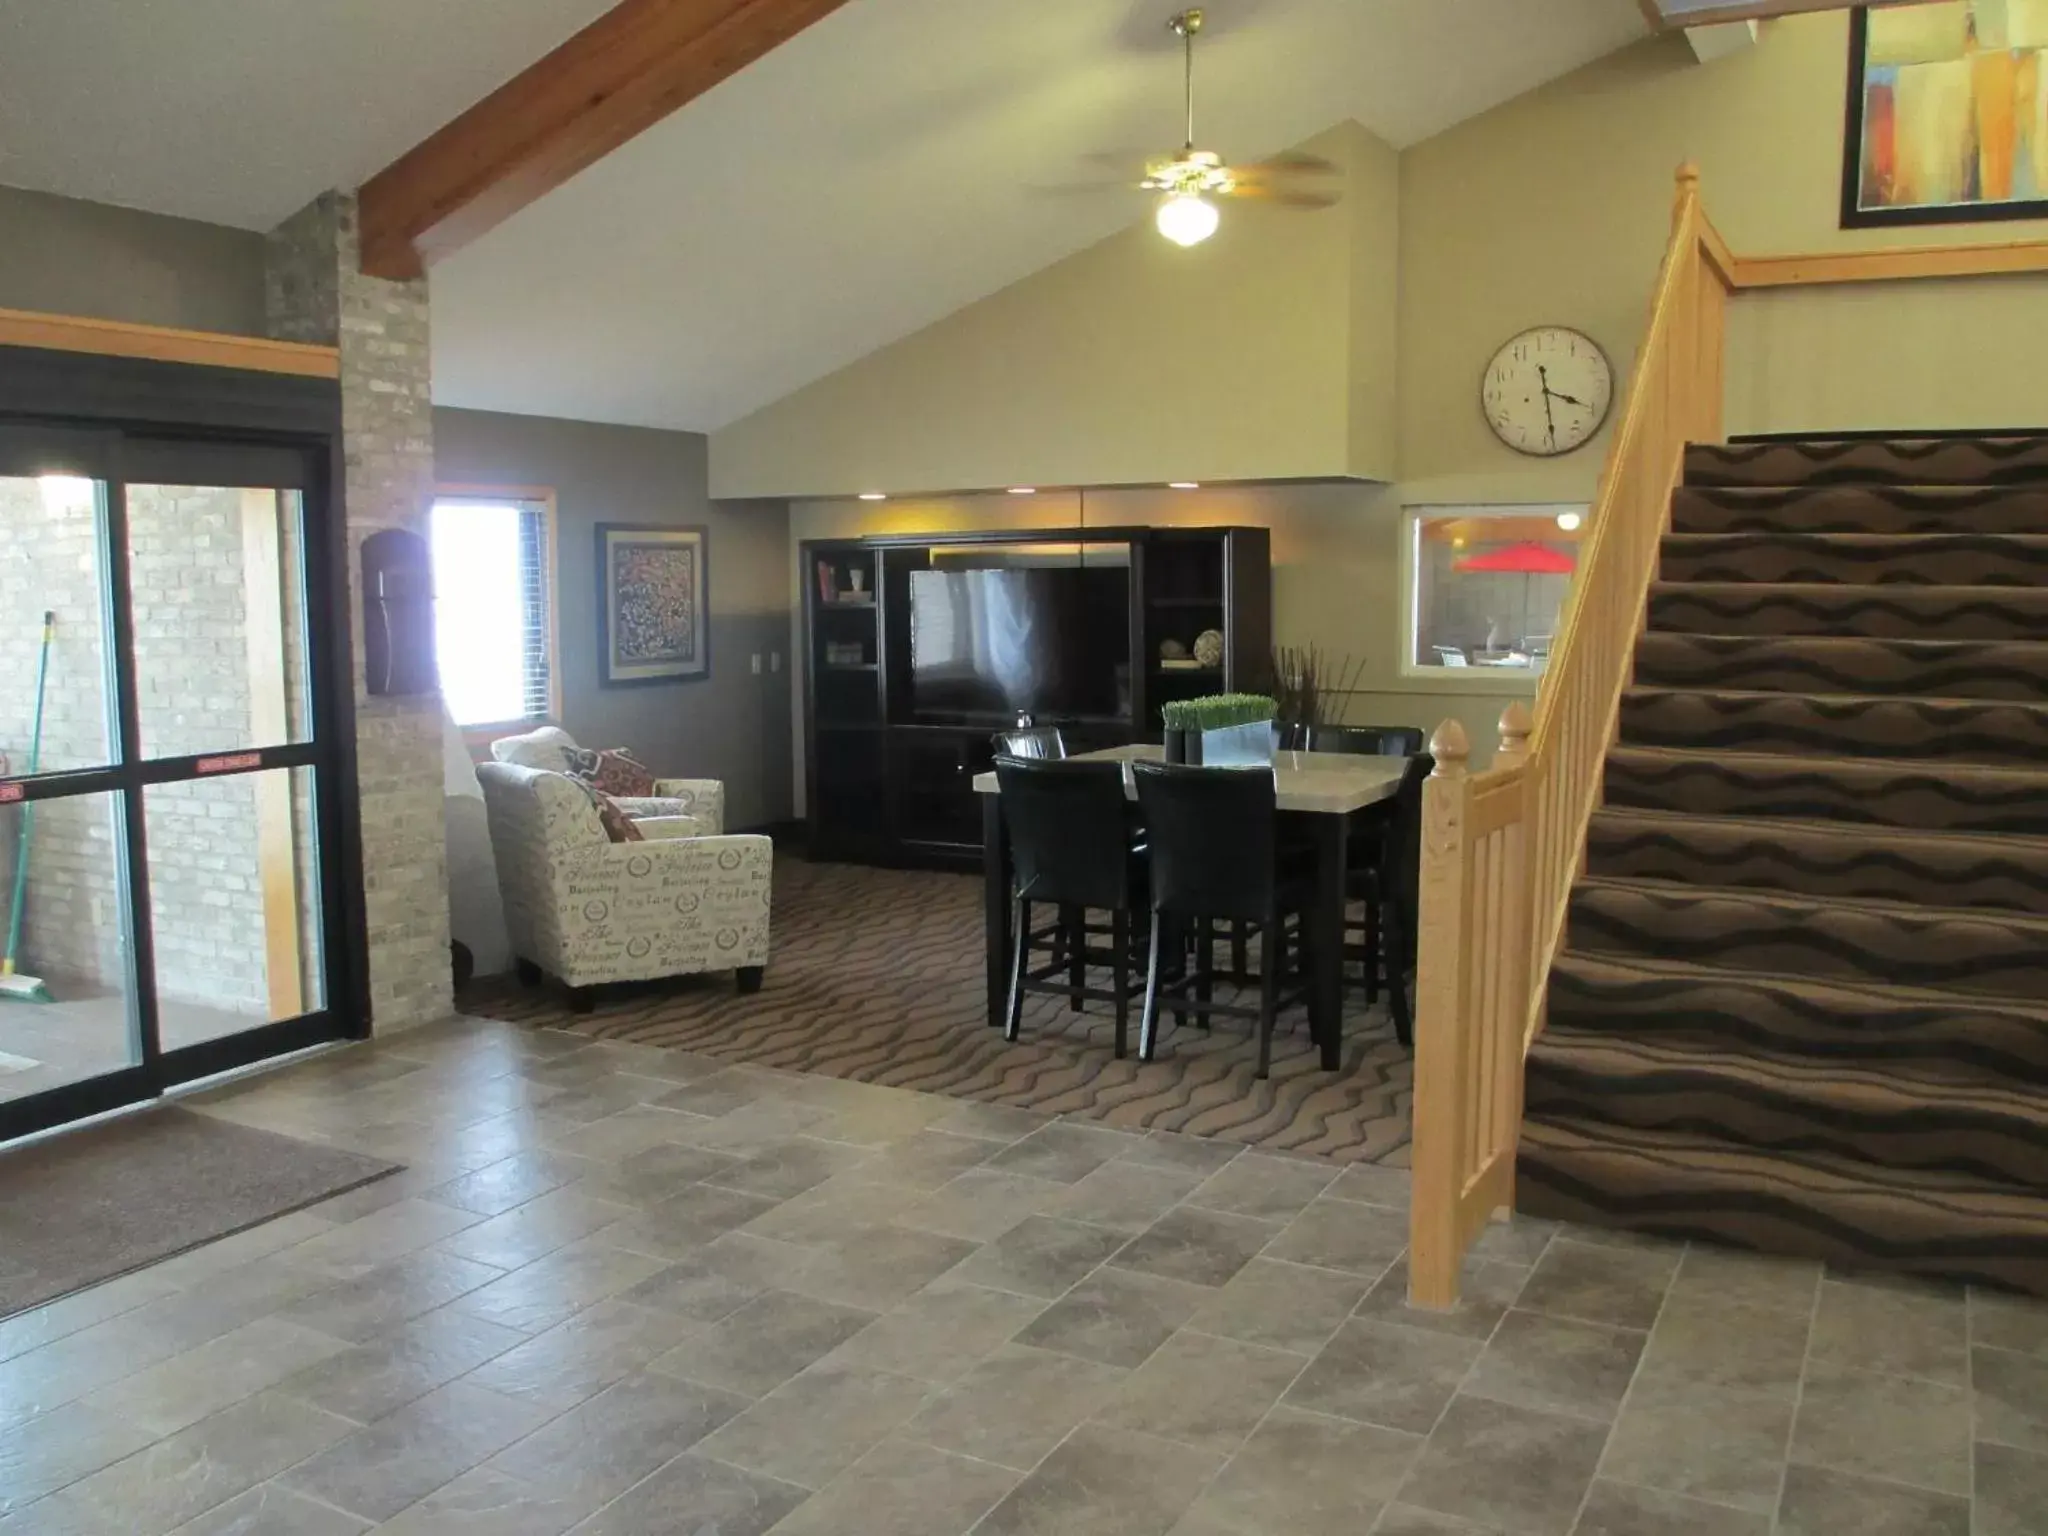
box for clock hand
[1538,366,1558,450]
[1549,388,1589,408]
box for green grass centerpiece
[1162,693,1278,767]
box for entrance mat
[0,1105,399,1318]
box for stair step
[1585,805,2048,914]
[1566,875,2048,1002]
[1516,1114,2048,1294]
[1634,632,2048,700]
[1547,949,2048,1082]
[1660,532,2048,586]
[1646,581,2048,640]
[1685,437,2048,489]
[1525,1030,2048,1189]
[1616,687,2048,767]
[1672,484,2048,536]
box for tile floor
[1,1014,2045,1534]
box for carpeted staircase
[1517,435,2048,1294]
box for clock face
[1481,327,1614,458]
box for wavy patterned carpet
[461,859,1415,1165]
[1519,435,2048,1293]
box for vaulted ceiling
[0,0,1652,433]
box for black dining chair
[995,755,1146,1058]
[1130,761,1312,1078]
[1344,751,1433,1047]
[991,726,1067,760]
[1309,723,1426,758]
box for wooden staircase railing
[1404,167,2048,1308]
[1407,166,1734,1308]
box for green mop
[0,611,54,1003]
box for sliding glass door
[0,426,352,1141]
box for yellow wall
[713,122,1402,499]
[1399,13,2048,506]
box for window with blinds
[429,496,555,727]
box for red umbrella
[1453,541,1576,574]
[1452,541,1575,657]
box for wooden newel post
[1495,701,1533,770]
[1673,161,1701,226]
[1409,719,1473,1311]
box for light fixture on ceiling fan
[1126,8,1340,247]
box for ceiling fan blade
[1223,184,1341,208]
[1235,150,1338,179]
[1028,179,1147,198]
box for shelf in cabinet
[1148,595,1225,608]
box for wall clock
[1481,326,1614,458]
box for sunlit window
[429,497,554,727]
[1406,505,1586,675]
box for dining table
[972,743,1409,1071]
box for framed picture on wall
[596,523,710,687]
[1842,1,2048,228]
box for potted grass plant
[1163,694,1279,767]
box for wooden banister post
[1495,701,1533,770]
[1409,719,1473,1311]
[1673,161,1701,225]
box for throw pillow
[490,725,579,777]
[590,790,645,844]
[566,746,657,799]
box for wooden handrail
[1409,164,1733,1310]
[1407,167,2048,1310]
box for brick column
[265,193,452,1032]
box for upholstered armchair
[489,725,725,832]
[476,762,771,1006]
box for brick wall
[266,193,451,1033]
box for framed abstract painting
[1843,1,2048,228]
[596,523,710,687]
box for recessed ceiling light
[1168,482,1200,490]
[1556,510,1583,531]
[1008,487,1036,495]
[858,492,887,502]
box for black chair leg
[1363,897,1382,1005]
[1194,919,1213,1032]
[1006,896,1031,1042]
[1382,898,1413,1048]
[1139,912,1165,1061]
[1231,921,1249,984]
[1112,911,1130,1060]
[1064,902,1086,1010]
[1256,907,1280,1080]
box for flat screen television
[909,566,1130,722]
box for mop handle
[3,612,52,976]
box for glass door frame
[0,352,364,1144]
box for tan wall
[787,483,1531,808]
[1398,14,2048,506]
[714,123,1403,499]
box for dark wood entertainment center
[801,525,1272,868]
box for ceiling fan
[1116,8,1340,247]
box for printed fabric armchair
[476,762,771,1007]
[489,725,724,833]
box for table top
[972,743,1407,816]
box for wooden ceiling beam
[1637,0,1918,30]
[357,0,854,281]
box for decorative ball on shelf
[1159,638,1190,661]
[1192,629,1225,668]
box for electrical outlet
[750,653,762,675]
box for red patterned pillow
[590,790,644,844]
[567,746,656,798]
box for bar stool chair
[1131,761,1312,1078]
[995,756,1147,1058]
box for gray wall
[433,408,795,831]
[0,186,267,335]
